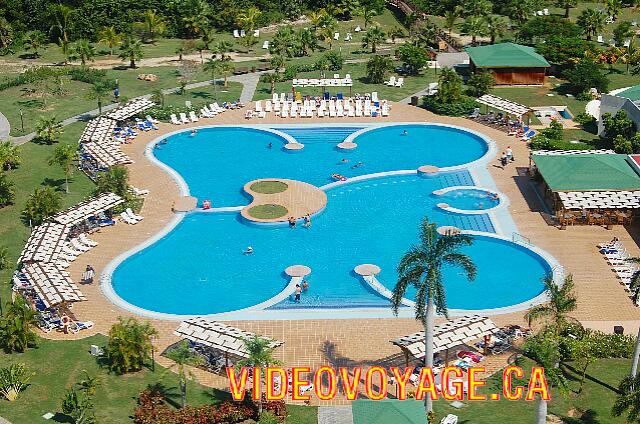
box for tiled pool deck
[44,103,640,400]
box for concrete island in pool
[100,122,563,321]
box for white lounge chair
[254,30,260,37]
[543,8,549,15]
[69,320,94,334]
[334,32,340,40]
[145,115,159,124]
[189,111,199,122]
[70,239,91,252]
[240,29,246,37]
[384,76,396,86]
[440,414,458,424]
[170,114,181,125]
[395,77,404,87]
[262,40,269,49]
[233,29,240,38]
[126,208,144,221]
[79,234,98,247]
[265,101,273,112]
[179,113,190,124]
[120,212,140,225]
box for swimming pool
[105,123,559,319]
[434,188,501,211]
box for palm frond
[443,252,477,281]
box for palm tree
[444,9,460,34]
[237,336,282,415]
[263,72,280,94]
[35,116,63,145]
[49,4,74,55]
[362,26,386,53]
[269,54,286,73]
[461,0,492,17]
[184,14,210,39]
[134,10,166,43]
[98,26,122,56]
[212,40,234,61]
[0,17,13,50]
[69,39,96,66]
[524,274,577,336]
[308,9,327,30]
[22,186,61,225]
[203,58,223,100]
[297,28,319,56]
[356,4,379,28]
[165,341,203,408]
[0,173,15,207]
[577,8,606,41]
[22,30,46,57]
[391,217,477,417]
[318,25,337,50]
[388,26,405,44]
[0,141,21,170]
[558,0,578,18]
[0,296,38,352]
[106,317,158,374]
[366,54,393,83]
[119,34,144,68]
[48,144,78,193]
[613,373,640,422]
[415,22,437,49]
[606,0,623,20]
[485,15,506,44]
[236,7,262,33]
[86,82,111,115]
[461,16,488,45]
[95,165,130,198]
[271,27,298,57]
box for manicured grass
[0,122,95,308]
[432,357,628,423]
[248,204,289,219]
[250,180,289,194]
[161,81,244,109]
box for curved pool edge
[433,185,509,215]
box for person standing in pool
[244,246,253,255]
[289,217,296,228]
[302,280,309,291]
[295,284,302,302]
[268,142,272,149]
[304,214,311,228]
[402,130,408,136]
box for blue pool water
[559,109,572,119]
[436,188,500,211]
[153,125,489,206]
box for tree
[391,217,476,417]
[98,26,122,56]
[297,28,318,56]
[219,60,235,87]
[182,1,211,38]
[606,0,623,20]
[571,337,596,394]
[535,37,596,68]
[263,72,280,94]
[177,60,198,94]
[461,16,488,45]
[356,3,380,28]
[95,165,130,198]
[462,0,493,17]
[203,58,223,100]
[563,59,609,95]
[366,54,393,83]
[525,274,577,336]
[0,17,14,51]
[86,82,111,115]
[467,70,494,96]
[134,10,166,43]
[613,373,640,422]
[557,0,578,18]
[22,30,46,57]
[175,40,194,61]
[577,8,606,41]
[437,67,464,103]
[270,26,298,57]
[444,9,460,34]
[49,4,74,56]
[212,40,234,61]
[165,341,203,408]
[48,144,78,194]
[61,371,98,424]
[414,21,437,49]
[0,297,38,353]
[485,15,506,44]
[238,335,283,415]
[0,363,34,401]
[35,116,63,145]
[396,42,429,74]
[0,141,21,170]
[362,26,385,53]
[388,26,405,43]
[69,40,96,66]
[602,111,637,141]
[106,317,157,374]
[0,173,15,207]
[613,21,634,47]
[518,16,582,44]
[236,7,262,33]
[119,34,144,68]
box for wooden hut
[465,43,550,86]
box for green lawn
[161,81,243,109]
[432,357,628,424]
[0,334,317,423]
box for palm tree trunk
[565,5,570,18]
[224,74,228,87]
[65,173,69,193]
[630,326,640,378]
[180,380,186,408]
[130,58,136,68]
[424,297,435,416]
[536,396,547,423]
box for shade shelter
[465,42,550,85]
[390,315,498,366]
[18,223,70,264]
[79,116,117,144]
[51,193,124,226]
[106,98,154,121]
[175,318,284,366]
[476,94,531,118]
[22,262,86,308]
[80,142,133,177]
[352,400,425,424]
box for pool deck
[42,102,640,401]
[241,178,327,223]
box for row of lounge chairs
[120,208,144,225]
[55,233,99,269]
[383,76,405,87]
[599,239,640,300]
[170,102,245,125]
[468,109,536,140]
[246,97,390,119]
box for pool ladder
[512,232,532,246]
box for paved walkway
[1,71,265,145]
[318,406,353,424]
[0,417,12,424]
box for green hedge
[422,95,478,117]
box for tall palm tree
[119,34,144,68]
[524,274,577,336]
[461,16,488,45]
[414,22,437,49]
[236,7,262,33]
[48,144,78,193]
[69,39,96,66]
[203,58,223,100]
[95,165,130,197]
[22,30,46,57]
[366,54,393,83]
[0,141,21,170]
[444,9,460,35]
[0,296,38,352]
[485,15,506,44]
[0,17,13,50]
[577,8,606,41]
[212,40,234,61]
[318,26,337,50]
[219,60,235,87]
[297,28,318,56]
[362,26,386,53]
[98,26,122,56]
[237,335,282,416]
[606,0,623,20]
[462,0,492,17]
[184,14,210,39]
[308,9,327,30]
[134,10,166,43]
[558,0,578,19]
[263,72,280,94]
[165,341,203,408]
[35,116,63,145]
[357,4,379,28]
[391,217,477,417]
[613,373,640,422]
[49,4,74,55]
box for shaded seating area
[173,318,284,372]
[79,116,116,143]
[530,152,640,228]
[22,262,86,308]
[18,222,70,266]
[79,116,134,180]
[106,98,155,121]
[51,192,124,228]
[469,94,532,136]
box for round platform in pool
[435,188,501,211]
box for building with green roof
[465,42,550,85]
[599,85,640,135]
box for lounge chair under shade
[126,208,144,221]
[170,114,181,125]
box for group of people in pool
[294,280,310,302]
[289,214,312,228]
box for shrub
[0,67,69,91]
[422,95,478,116]
[322,51,344,71]
[613,134,633,154]
[106,317,157,374]
[574,112,596,126]
[0,363,34,401]
[0,172,15,207]
[561,329,635,359]
[22,186,61,225]
[563,59,609,95]
[68,67,114,86]
[540,119,564,140]
[529,134,555,150]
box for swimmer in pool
[402,130,408,136]
[243,246,253,255]
[191,129,197,136]
[351,161,363,169]
[268,142,272,149]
